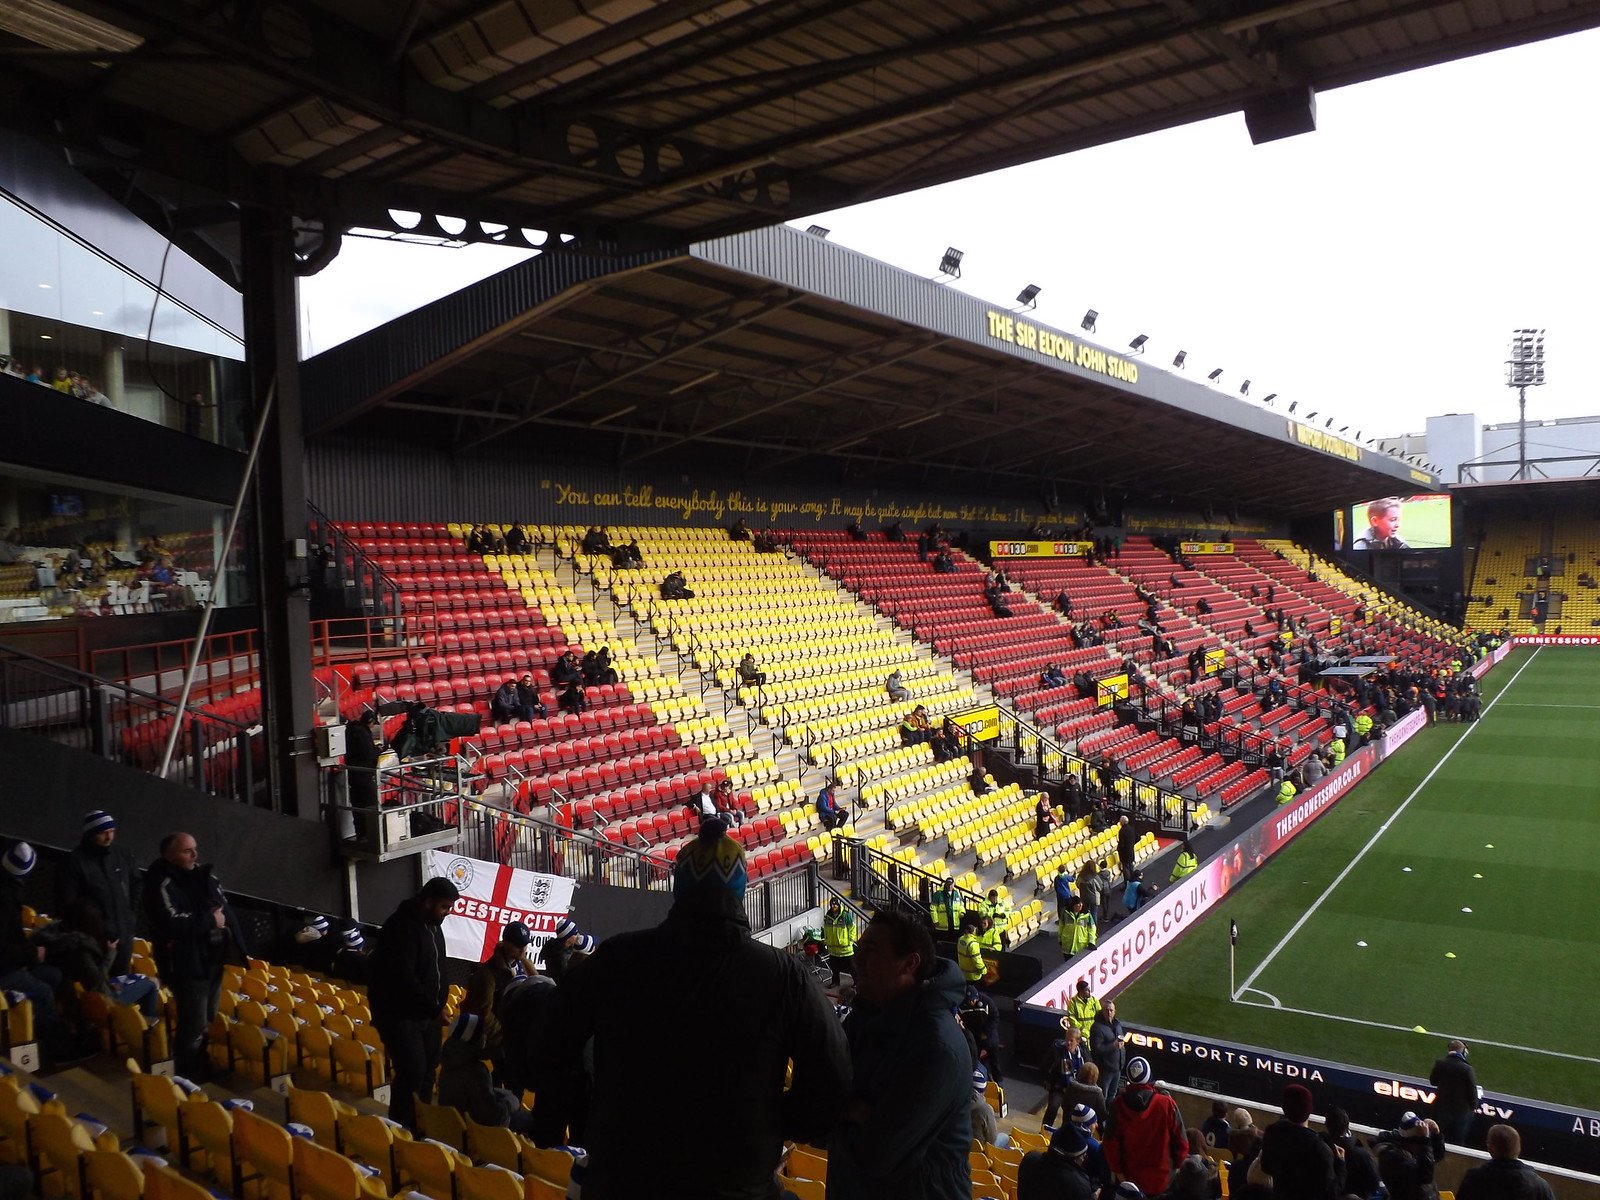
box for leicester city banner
[423,850,576,963]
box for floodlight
[1128,334,1148,353]
[1017,283,1041,309]
[1080,309,1098,333]
[1263,393,1277,405]
[806,224,830,238]
[1304,411,1317,420]
[1287,401,1296,414]
[1172,351,1187,369]
[1207,368,1223,382]
[938,247,964,277]
[1324,418,1333,428]
[1239,380,1251,396]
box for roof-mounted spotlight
[806,225,831,238]
[938,246,964,278]
[1128,334,1148,354]
[1080,309,1098,333]
[1304,411,1317,420]
[1324,418,1334,428]
[1263,393,1278,405]
[1172,350,1187,369]
[1287,400,1296,414]
[1207,368,1224,382]
[1016,283,1041,310]
[1239,380,1251,396]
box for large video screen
[1334,494,1451,551]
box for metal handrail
[0,641,252,732]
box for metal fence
[0,642,262,805]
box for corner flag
[1230,919,1238,946]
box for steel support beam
[241,205,320,820]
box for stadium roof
[304,224,1437,514]
[5,0,1599,261]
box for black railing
[997,701,1201,834]
[843,837,986,920]
[307,501,405,633]
[0,643,261,805]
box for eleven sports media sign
[422,849,576,963]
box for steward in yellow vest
[1277,779,1297,805]
[981,889,1010,952]
[1169,839,1199,883]
[1057,897,1097,961]
[822,899,857,987]
[957,914,988,985]
[1064,979,1102,1036]
[930,881,965,933]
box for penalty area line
[1232,997,1600,1067]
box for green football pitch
[1116,647,1600,1110]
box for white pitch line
[1499,702,1600,710]
[1233,996,1600,1067]
[1234,648,1543,1001]
[1240,986,1282,1008]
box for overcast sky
[300,26,1600,445]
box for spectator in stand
[1105,1058,1188,1197]
[970,1068,1007,1149]
[2,842,76,1063]
[551,650,583,688]
[659,570,695,599]
[713,778,744,827]
[503,523,528,553]
[557,678,587,714]
[437,972,534,1134]
[491,677,521,723]
[56,810,138,977]
[1261,1084,1344,1200]
[817,778,850,831]
[610,538,644,569]
[693,780,721,823]
[1375,1114,1447,1200]
[548,817,849,1190]
[582,647,619,687]
[1122,871,1156,915]
[1019,1121,1099,1200]
[1054,589,1074,617]
[1090,999,1127,1106]
[369,877,460,1131]
[828,907,972,1200]
[727,517,750,541]
[958,983,1004,1082]
[1040,1020,1087,1130]
[1077,859,1113,929]
[1457,1125,1556,1200]
[580,526,611,554]
[1428,1038,1481,1145]
[1041,662,1069,689]
[900,704,933,746]
[1035,794,1060,840]
[933,547,957,574]
[1200,1101,1231,1150]
[1053,866,1076,920]
[737,652,767,690]
[144,832,246,1080]
[473,921,537,1006]
[886,669,909,703]
[1323,1106,1381,1200]
[515,673,548,719]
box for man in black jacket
[1089,1001,1126,1104]
[544,818,849,1196]
[1428,1039,1480,1145]
[1457,1125,1556,1200]
[143,832,247,1078]
[56,810,138,976]
[1260,1084,1344,1200]
[368,876,460,1132]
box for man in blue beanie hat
[542,817,850,1197]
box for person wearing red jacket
[1105,1057,1187,1195]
